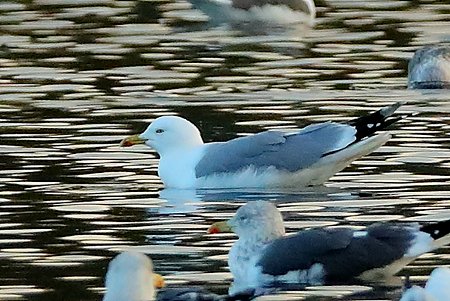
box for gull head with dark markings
[229,201,285,240]
[139,116,204,154]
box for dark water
[0,0,449,300]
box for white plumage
[121,103,401,189]
[400,267,450,301]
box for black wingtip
[420,220,450,240]
[349,102,405,141]
[380,102,403,118]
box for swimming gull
[189,0,315,25]
[103,251,164,301]
[103,251,253,301]
[400,267,450,301]
[120,102,403,189]
[207,201,450,295]
[408,45,450,89]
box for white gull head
[229,201,285,242]
[103,251,156,301]
[140,116,204,155]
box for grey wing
[319,223,416,280]
[258,224,416,280]
[157,288,225,301]
[195,122,356,178]
[233,0,313,13]
[257,228,354,276]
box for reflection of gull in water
[157,186,355,214]
[121,103,403,189]
[408,45,450,89]
[188,0,315,26]
[207,201,450,295]
[400,267,450,301]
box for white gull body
[103,252,233,301]
[400,267,450,301]
[103,251,156,301]
[122,103,402,189]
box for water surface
[0,0,449,300]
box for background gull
[188,0,315,26]
[207,201,450,295]
[121,102,403,189]
[408,45,450,89]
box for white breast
[158,147,205,188]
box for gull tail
[348,102,405,141]
[420,219,450,249]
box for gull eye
[155,129,164,134]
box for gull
[207,201,450,295]
[408,45,450,89]
[103,251,164,301]
[121,102,403,189]
[103,251,253,301]
[188,0,315,25]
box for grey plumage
[258,224,415,280]
[195,103,403,179]
[157,287,254,301]
[195,122,355,178]
[232,0,312,12]
[157,288,223,301]
[408,45,450,89]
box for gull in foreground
[408,45,450,89]
[400,267,450,301]
[103,251,163,301]
[103,251,252,301]
[207,201,450,295]
[121,102,403,189]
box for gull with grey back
[207,201,450,295]
[189,0,315,26]
[408,45,450,89]
[121,102,404,189]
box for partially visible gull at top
[207,201,450,295]
[188,0,315,25]
[103,251,252,301]
[408,45,450,89]
[121,102,403,189]
[400,267,450,301]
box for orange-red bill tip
[119,134,145,147]
[207,221,231,234]
[207,225,220,234]
[120,139,134,147]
